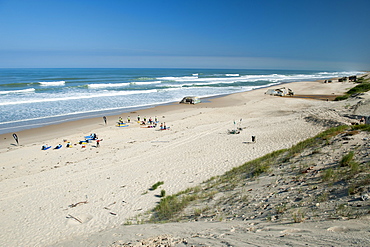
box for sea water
[0,68,363,134]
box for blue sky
[0,0,369,70]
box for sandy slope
[0,78,366,246]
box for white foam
[157,76,199,81]
[0,88,35,94]
[0,89,158,106]
[88,82,130,89]
[226,74,239,77]
[39,81,65,86]
[131,81,162,85]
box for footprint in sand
[327,226,349,232]
[280,228,310,233]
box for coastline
[0,76,366,246]
[0,77,342,148]
[0,70,361,136]
[0,83,275,147]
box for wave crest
[39,81,65,86]
[0,88,35,94]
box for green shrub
[347,83,370,95]
[150,181,164,190]
[322,168,334,182]
[336,204,352,217]
[335,78,370,101]
[335,95,349,101]
[151,194,198,221]
[340,151,354,167]
[276,203,287,214]
[293,209,305,223]
[316,192,329,202]
[349,162,360,176]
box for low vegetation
[139,125,370,223]
[149,181,164,191]
[335,76,370,101]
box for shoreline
[0,83,277,147]
[0,81,283,136]
[0,76,365,246]
[0,78,333,148]
[0,72,353,136]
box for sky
[0,0,369,70]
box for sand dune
[0,77,367,246]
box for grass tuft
[335,76,370,101]
[150,181,164,191]
[340,151,354,167]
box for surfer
[54,144,62,149]
[103,116,107,125]
[127,116,131,123]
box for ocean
[0,68,364,134]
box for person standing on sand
[12,133,19,145]
[96,139,101,147]
[252,136,256,143]
[103,116,107,125]
[137,115,140,122]
[127,116,131,123]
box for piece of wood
[68,201,88,208]
[67,214,82,224]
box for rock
[361,193,369,201]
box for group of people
[112,114,172,131]
[159,122,169,130]
[41,133,101,150]
[137,115,158,125]
[116,115,167,130]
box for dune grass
[150,181,164,191]
[149,125,369,222]
[335,76,370,101]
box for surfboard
[42,146,51,150]
[116,125,129,127]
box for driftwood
[67,214,82,224]
[68,201,88,208]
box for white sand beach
[0,77,368,246]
